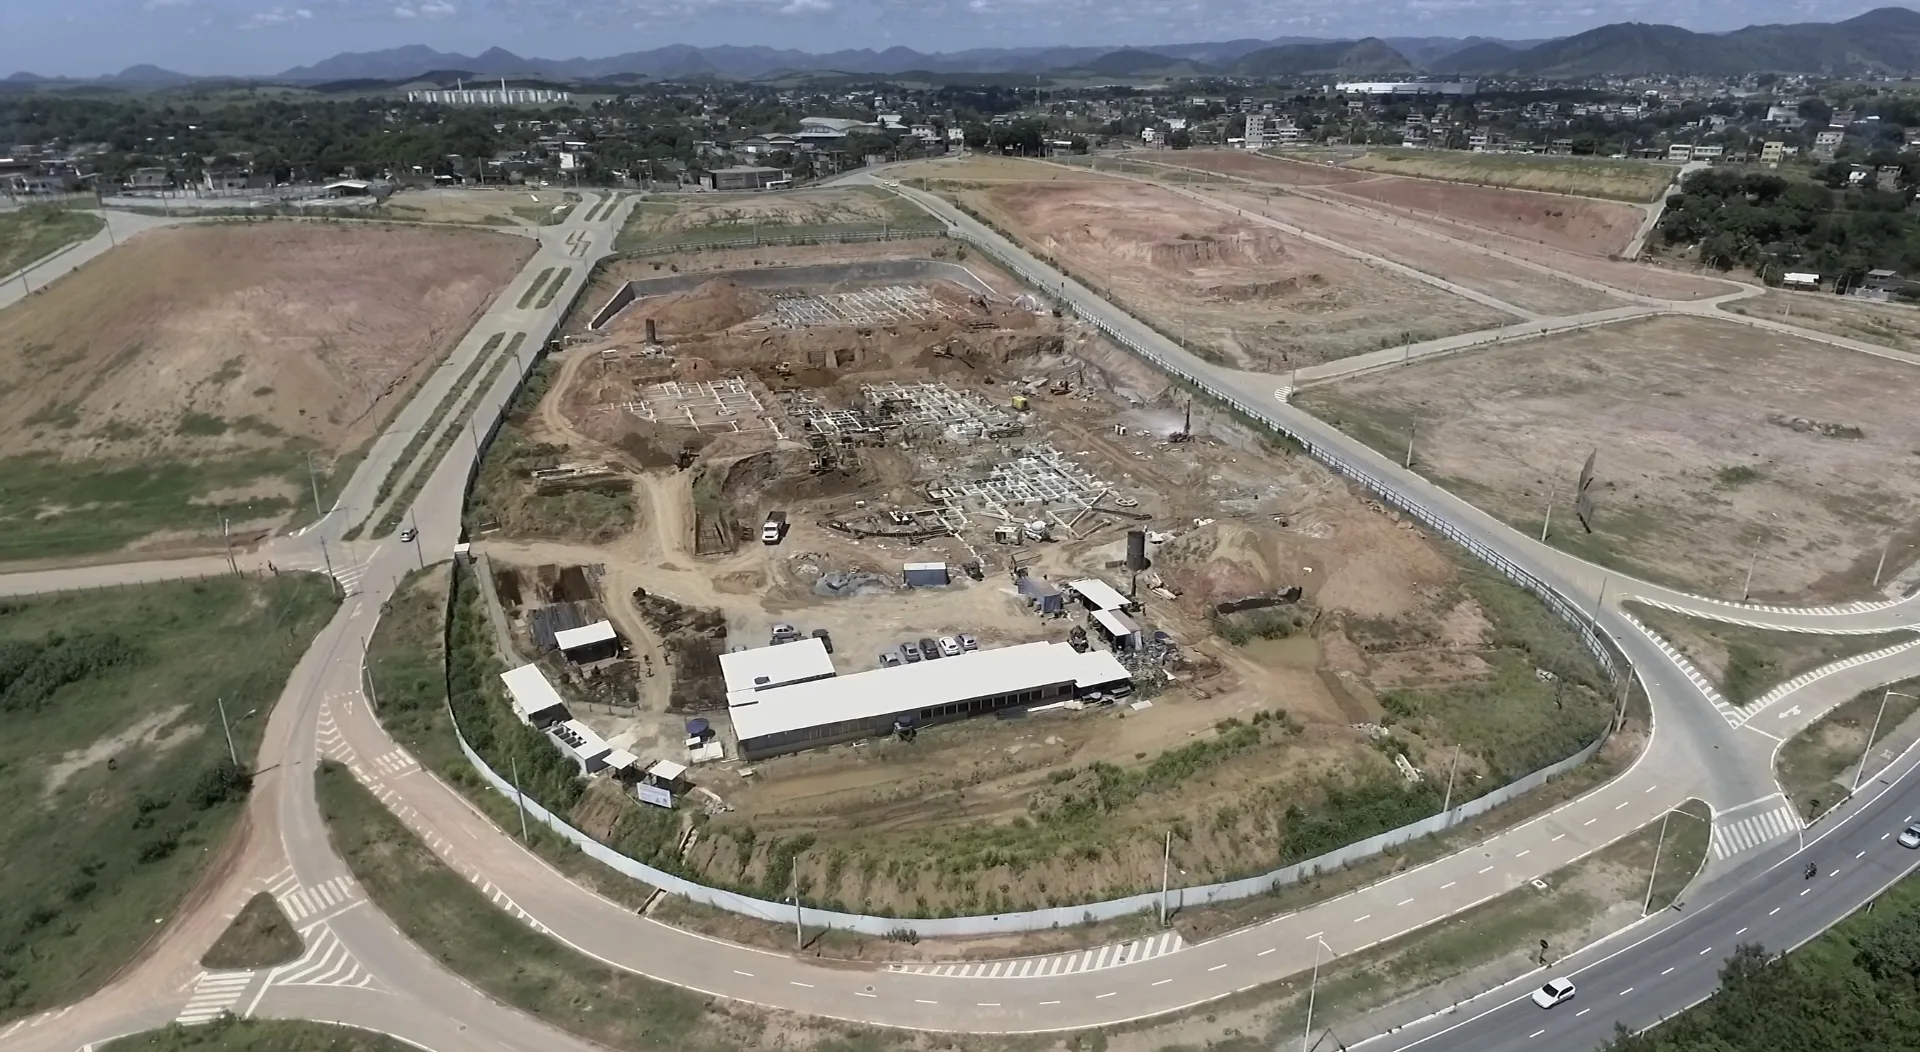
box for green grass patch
[347,332,506,540]
[370,334,524,538]
[517,268,555,309]
[1627,603,1915,706]
[199,891,301,970]
[102,1019,418,1052]
[1715,464,1761,486]
[535,267,572,309]
[1777,677,1920,821]
[0,449,312,564]
[0,575,337,1023]
[0,205,104,276]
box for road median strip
[369,333,525,539]
[346,332,505,541]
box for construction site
[465,233,1622,918]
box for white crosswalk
[0,1007,70,1042]
[1710,805,1803,861]
[265,923,380,990]
[1742,638,1920,716]
[176,970,255,1025]
[1629,594,1909,631]
[369,746,419,778]
[1620,612,1740,723]
[886,931,1185,978]
[268,870,359,922]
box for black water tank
[1126,529,1149,571]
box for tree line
[1660,168,1920,286]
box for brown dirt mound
[615,279,771,337]
[1206,274,1326,301]
[1118,231,1290,269]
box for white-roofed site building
[720,636,837,701]
[728,640,1131,759]
[554,619,620,664]
[1066,577,1135,614]
[501,663,569,727]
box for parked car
[811,628,833,654]
[399,527,418,543]
[771,623,799,644]
[937,636,963,657]
[1900,825,1920,849]
[901,640,923,662]
[919,636,942,660]
[1531,978,1576,1009]
[879,650,903,667]
[958,633,978,652]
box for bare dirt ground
[377,186,576,226]
[1298,314,1920,600]
[1158,149,1375,186]
[1339,149,1677,202]
[618,186,930,249]
[1201,185,1626,317]
[890,154,1124,185]
[0,223,529,464]
[1321,177,1644,259]
[1723,290,1920,352]
[961,179,1513,368]
[465,238,1615,917]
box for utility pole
[363,636,381,713]
[218,514,239,576]
[306,450,323,519]
[1874,536,1899,588]
[1741,546,1760,602]
[319,537,338,597]
[1540,487,1554,542]
[1642,809,1672,916]
[216,696,238,767]
[410,509,425,570]
[1302,937,1330,1052]
[792,869,805,952]
[1160,830,1172,926]
[1854,691,1915,793]
[1440,746,1462,816]
[1403,422,1416,470]
[509,755,531,843]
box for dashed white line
[1616,802,1630,810]
[734,970,754,977]
[916,999,938,1005]
[1800,888,1811,897]
[1441,881,1456,890]
[1257,949,1276,957]
[1397,898,1414,906]
[854,991,876,998]
[1576,1008,1591,1017]
[1620,987,1634,996]
[789,981,813,988]
[977,1002,999,1007]
[1040,1000,1060,1006]
[1208,964,1228,972]
[1305,931,1323,940]
[1769,907,1782,916]
[1660,967,1674,976]
[1551,834,1566,842]
[1735,928,1748,936]
[1857,850,1867,859]
[1644,785,1657,793]
[1478,866,1494,874]
[1154,978,1174,985]
[1699,946,1713,954]
[1530,1029,1546,1039]
[1096,991,1118,999]
[1516,850,1531,858]
[1585,818,1598,826]
[1353,914,1371,923]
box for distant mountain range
[11,8,1920,86]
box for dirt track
[964,179,1512,368]
[1300,313,1920,599]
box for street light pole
[1854,691,1916,793]
[1440,746,1462,816]
[1540,487,1554,542]
[792,869,805,952]
[1160,829,1172,926]
[216,696,238,767]
[306,450,324,519]
[1302,937,1330,1052]
[1642,809,1672,916]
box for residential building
[1879,166,1904,192]
[1691,144,1724,163]
[1666,143,1695,162]
[1244,114,1299,149]
[703,166,788,191]
[1760,140,1787,164]
[407,87,570,105]
[1813,130,1844,160]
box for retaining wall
[587,257,995,331]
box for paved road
[0,208,190,310]
[5,169,1920,1051]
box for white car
[1531,978,1576,1009]
[937,635,964,657]
[1899,825,1920,848]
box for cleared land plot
[1628,603,1915,706]
[1777,678,1920,820]
[1205,185,1627,317]
[1298,314,1920,599]
[378,187,575,226]
[0,204,103,275]
[892,154,1123,184]
[1322,177,1645,259]
[1340,149,1676,203]
[0,575,337,1023]
[1164,149,1374,186]
[616,186,938,251]
[0,222,530,563]
[1724,291,1920,352]
[963,179,1512,367]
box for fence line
[428,216,1630,937]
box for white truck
[761,510,788,545]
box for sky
[1,0,1896,77]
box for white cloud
[779,0,830,12]
[392,3,416,14]
[240,5,314,26]
[420,0,457,13]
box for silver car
[937,636,963,657]
[1899,825,1920,848]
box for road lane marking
[1097,991,1117,999]
[1770,907,1781,915]
[1736,928,1747,935]
[916,999,938,1005]
[977,1003,999,1007]
[1801,888,1811,896]
[1645,785,1657,793]
[1616,801,1630,810]
[1858,850,1868,859]
[734,971,753,977]
[1397,898,1414,906]
[1040,1000,1060,1005]
[1258,948,1276,956]
[790,982,813,988]
[1441,882,1456,889]
[1660,968,1674,976]
[1353,914,1371,922]
[1576,1009,1591,1017]
[1478,866,1493,874]
[854,991,876,998]
[1305,932,1323,940]
[1530,1029,1546,1038]
[1700,946,1713,954]
[1209,964,1227,972]
[1552,834,1566,842]
[1585,818,1597,826]
[1620,987,1634,995]
[1516,850,1531,858]
[1154,978,1173,985]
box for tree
[1167,128,1192,150]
